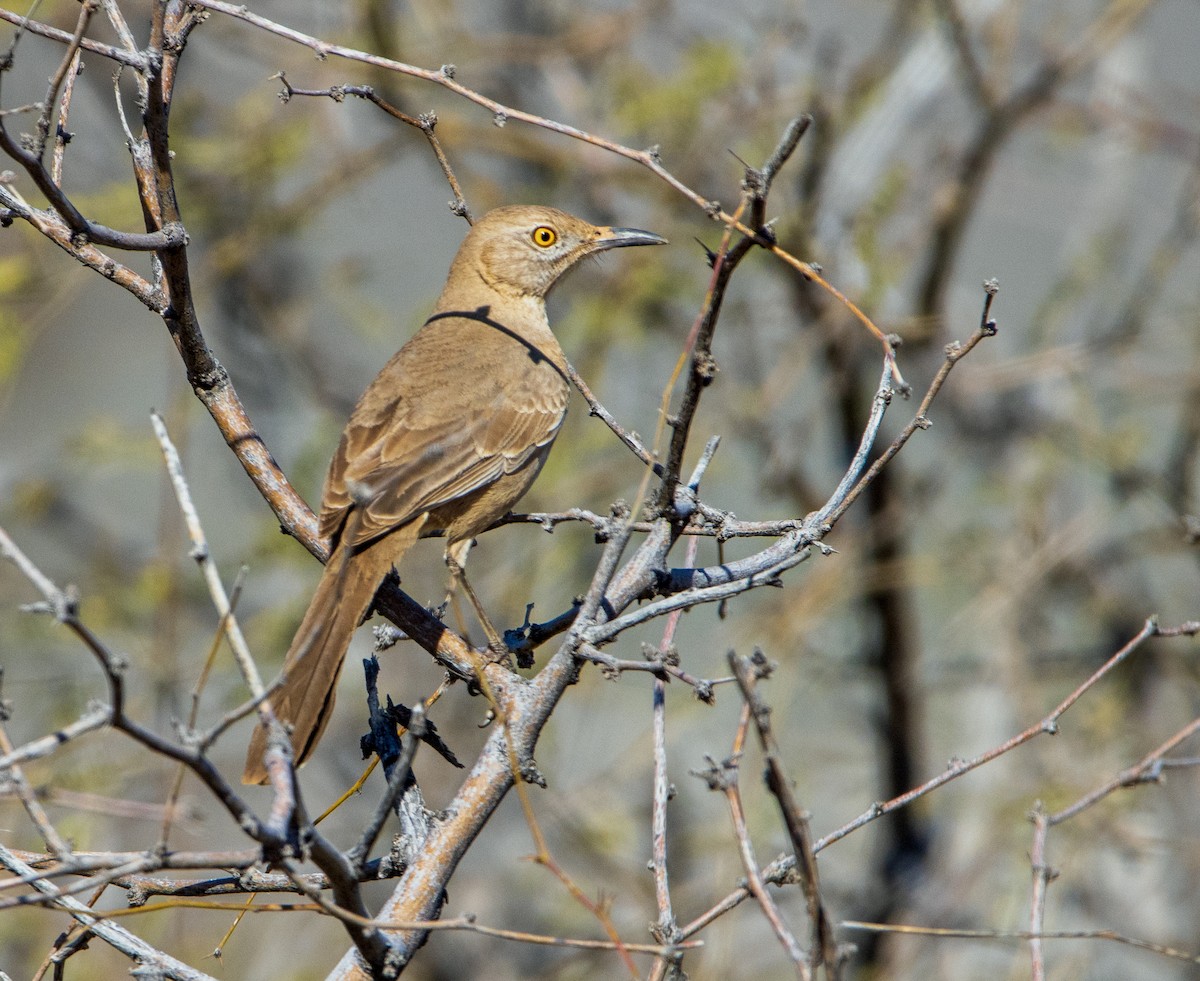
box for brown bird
[243,205,666,784]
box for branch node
[519,757,546,788]
[693,351,718,386]
[643,642,679,667]
[740,165,765,197]
[691,753,738,791]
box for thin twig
[159,569,247,850]
[32,0,95,159]
[688,615,1191,942]
[0,725,70,857]
[1028,806,1051,981]
[0,525,275,853]
[1047,713,1200,826]
[566,361,660,472]
[817,615,1161,852]
[0,7,145,68]
[647,533,698,979]
[699,709,810,977]
[824,284,999,526]
[151,412,266,701]
[0,706,111,771]
[274,73,471,221]
[76,897,703,956]
[0,844,217,981]
[729,651,840,977]
[49,47,82,186]
[840,921,1200,966]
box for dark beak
[593,226,669,250]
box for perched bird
[243,205,666,784]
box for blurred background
[1,1,1198,978]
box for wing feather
[318,312,568,549]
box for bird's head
[465,205,667,299]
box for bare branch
[0,6,146,68]
[0,844,218,981]
[275,73,472,222]
[151,412,266,702]
[729,651,840,977]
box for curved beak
[593,226,669,251]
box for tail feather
[242,527,418,785]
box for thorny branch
[694,710,810,977]
[729,651,841,978]
[274,72,471,222]
[2,3,1184,980]
[0,11,980,963]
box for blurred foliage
[0,254,33,383]
[613,39,742,143]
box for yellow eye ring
[531,225,558,248]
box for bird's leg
[445,540,510,662]
[442,538,473,636]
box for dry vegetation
[0,1,1198,979]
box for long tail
[242,528,418,785]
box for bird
[243,205,666,784]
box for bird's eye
[531,226,558,248]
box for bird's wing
[318,315,568,549]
